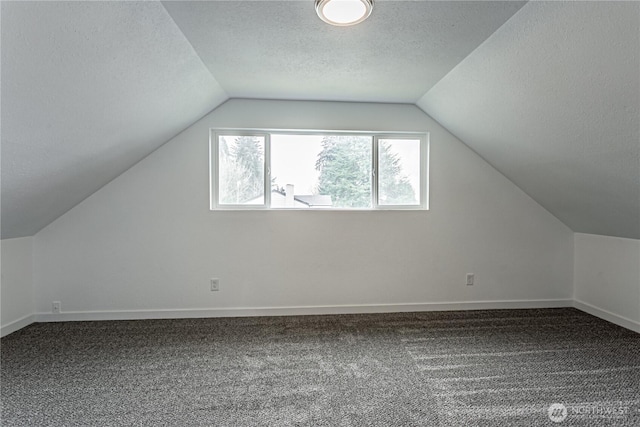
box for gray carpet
[1,308,639,426]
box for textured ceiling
[162,0,525,102]
[2,1,638,240]
[1,1,228,238]
[418,1,640,239]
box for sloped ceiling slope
[418,1,640,239]
[1,1,228,238]
[1,1,525,239]
[162,0,525,102]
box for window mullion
[372,136,378,209]
[264,133,271,209]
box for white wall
[574,233,640,332]
[1,237,34,335]
[33,100,574,320]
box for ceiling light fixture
[315,0,373,27]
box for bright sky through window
[271,135,323,195]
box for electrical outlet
[52,301,61,313]
[210,278,220,292]
[466,274,474,286]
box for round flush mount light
[316,0,374,27]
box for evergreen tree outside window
[218,135,265,205]
[315,135,372,208]
[378,139,420,206]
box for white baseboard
[8,300,637,337]
[34,299,572,323]
[573,300,640,333]
[1,314,36,337]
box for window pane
[218,135,265,205]
[378,139,420,206]
[271,134,372,209]
[270,134,325,208]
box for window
[217,135,265,205]
[210,130,428,210]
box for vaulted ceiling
[418,1,640,239]
[162,0,525,102]
[2,1,638,239]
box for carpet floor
[1,308,639,426]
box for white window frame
[210,129,429,211]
